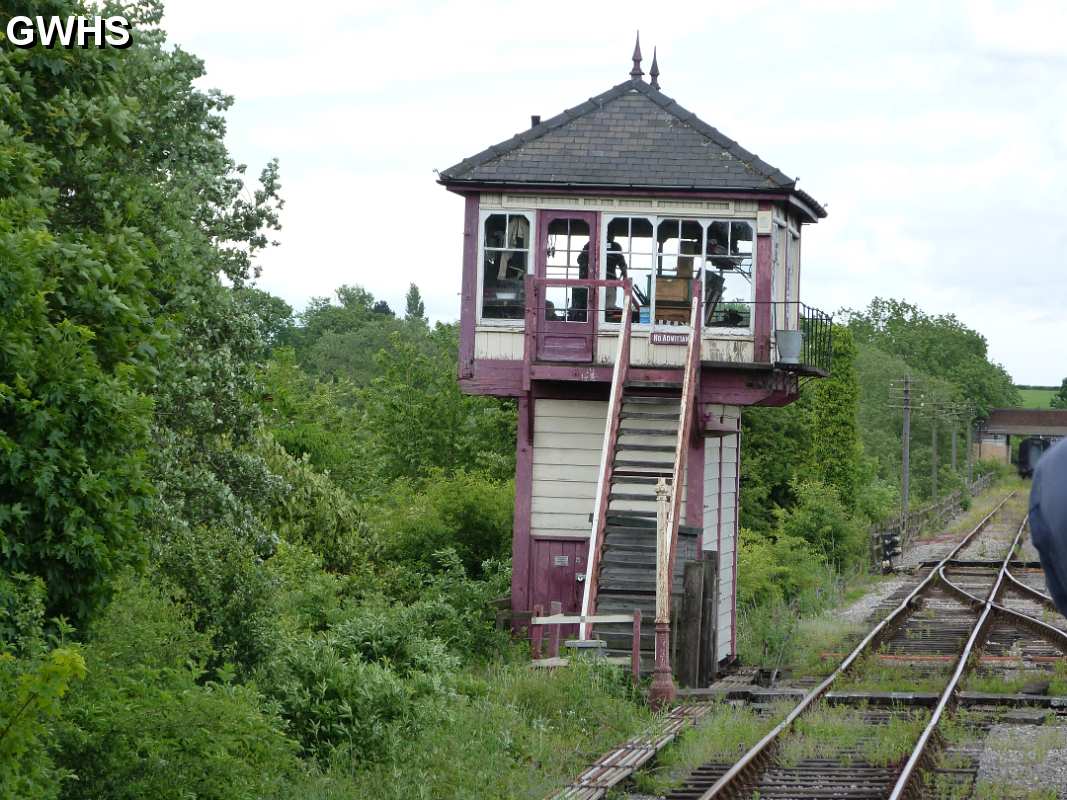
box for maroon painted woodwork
[753,201,773,363]
[529,538,587,641]
[522,274,535,392]
[461,358,798,407]
[534,210,600,363]
[459,194,479,379]
[511,394,534,617]
[581,287,636,635]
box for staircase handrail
[579,281,635,639]
[664,285,702,619]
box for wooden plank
[700,554,719,685]
[532,613,636,625]
[678,561,704,687]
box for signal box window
[705,220,754,329]
[481,212,532,320]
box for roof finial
[649,47,660,89]
[630,31,644,79]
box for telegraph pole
[966,416,974,484]
[951,420,958,472]
[931,414,938,498]
[901,376,911,534]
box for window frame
[476,208,536,326]
[598,213,758,336]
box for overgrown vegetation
[0,5,650,797]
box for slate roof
[983,409,1067,434]
[439,78,825,220]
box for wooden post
[531,604,544,660]
[931,415,938,498]
[700,554,719,686]
[966,420,974,485]
[678,561,705,688]
[649,478,677,707]
[951,424,958,472]
[631,608,642,685]
[549,600,562,659]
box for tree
[0,0,282,621]
[405,283,427,323]
[1051,378,1067,409]
[372,300,395,316]
[808,326,862,508]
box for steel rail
[693,491,1016,800]
[888,514,1036,798]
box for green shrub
[260,628,424,764]
[53,577,300,800]
[150,525,280,677]
[371,471,514,578]
[776,479,866,569]
[0,574,85,800]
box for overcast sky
[162,0,1066,385]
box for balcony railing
[520,277,832,377]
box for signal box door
[535,210,598,362]
[530,539,588,640]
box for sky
[161,0,1067,385]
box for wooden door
[535,211,597,362]
[530,539,588,639]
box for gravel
[976,724,1067,796]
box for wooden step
[615,443,676,454]
[622,395,681,406]
[618,427,677,438]
[614,459,678,471]
[611,475,662,486]
[608,492,657,503]
[620,411,679,421]
[625,380,683,390]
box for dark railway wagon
[1018,436,1052,478]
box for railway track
[664,492,1067,800]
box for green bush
[53,577,301,800]
[260,627,427,764]
[776,479,866,569]
[371,471,514,578]
[0,574,85,800]
[150,524,280,678]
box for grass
[628,702,788,795]
[295,659,655,800]
[777,703,929,767]
[1017,387,1058,409]
[837,656,951,693]
[962,662,1067,696]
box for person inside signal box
[1029,437,1067,618]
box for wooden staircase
[580,285,703,672]
[595,387,700,665]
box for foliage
[370,471,514,578]
[149,524,280,678]
[1051,378,1067,409]
[0,574,84,800]
[841,298,1019,416]
[777,479,866,569]
[807,326,862,508]
[302,660,651,800]
[53,576,301,800]
[404,283,427,323]
[358,326,516,486]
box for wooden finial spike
[650,47,660,89]
[630,31,644,79]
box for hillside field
[1017,386,1058,408]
